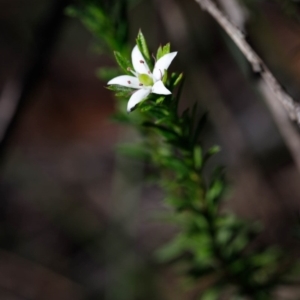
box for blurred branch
[0,0,72,165]
[259,74,300,170]
[217,0,300,172]
[194,0,300,124]
[218,0,248,30]
[196,0,300,171]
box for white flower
[108,45,177,112]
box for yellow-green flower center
[138,74,153,86]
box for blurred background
[0,0,300,299]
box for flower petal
[131,45,150,75]
[127,88,151,112]
[108,75,140,89]
[153,52,177,81]
[151,81,171,95]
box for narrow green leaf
[207,168,226,208]
[162,43,171,56]
[193,146,203,170]
[107,85,133,98]
[174,73,185,107]
[156,43,171,60]
[161,157,190,175]
[207,145,221,156]
[107,85,133,93]
[136,30,153,69]
[207,180,224,202]
[156,45,163,60]
[170,72,180,87]
[115,91,131,98]
[155,117,169,125]
[155,96,165,104]
[143,122,177,135]
[140,105,154,112]
[174,72,183,86]
[204,145,221,163]
[114,51,132,74]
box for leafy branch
[68,1,300,298]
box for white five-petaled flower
[108,45,177,112]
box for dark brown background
[0,0,300,299]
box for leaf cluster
[66,0,130,81]
[159,73,296,300]
[110,40,294,298]
[69,2,299,299]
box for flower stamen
[152,53,157,63]
[159,69,163,80]
[127,67,137,76]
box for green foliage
[136,30,153,70]
[193,146,203,170]
[107,85,133,98]
[156,43,171,60]
[66,0,129,54]
[114,51,133,74]
[70,1,300,298]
